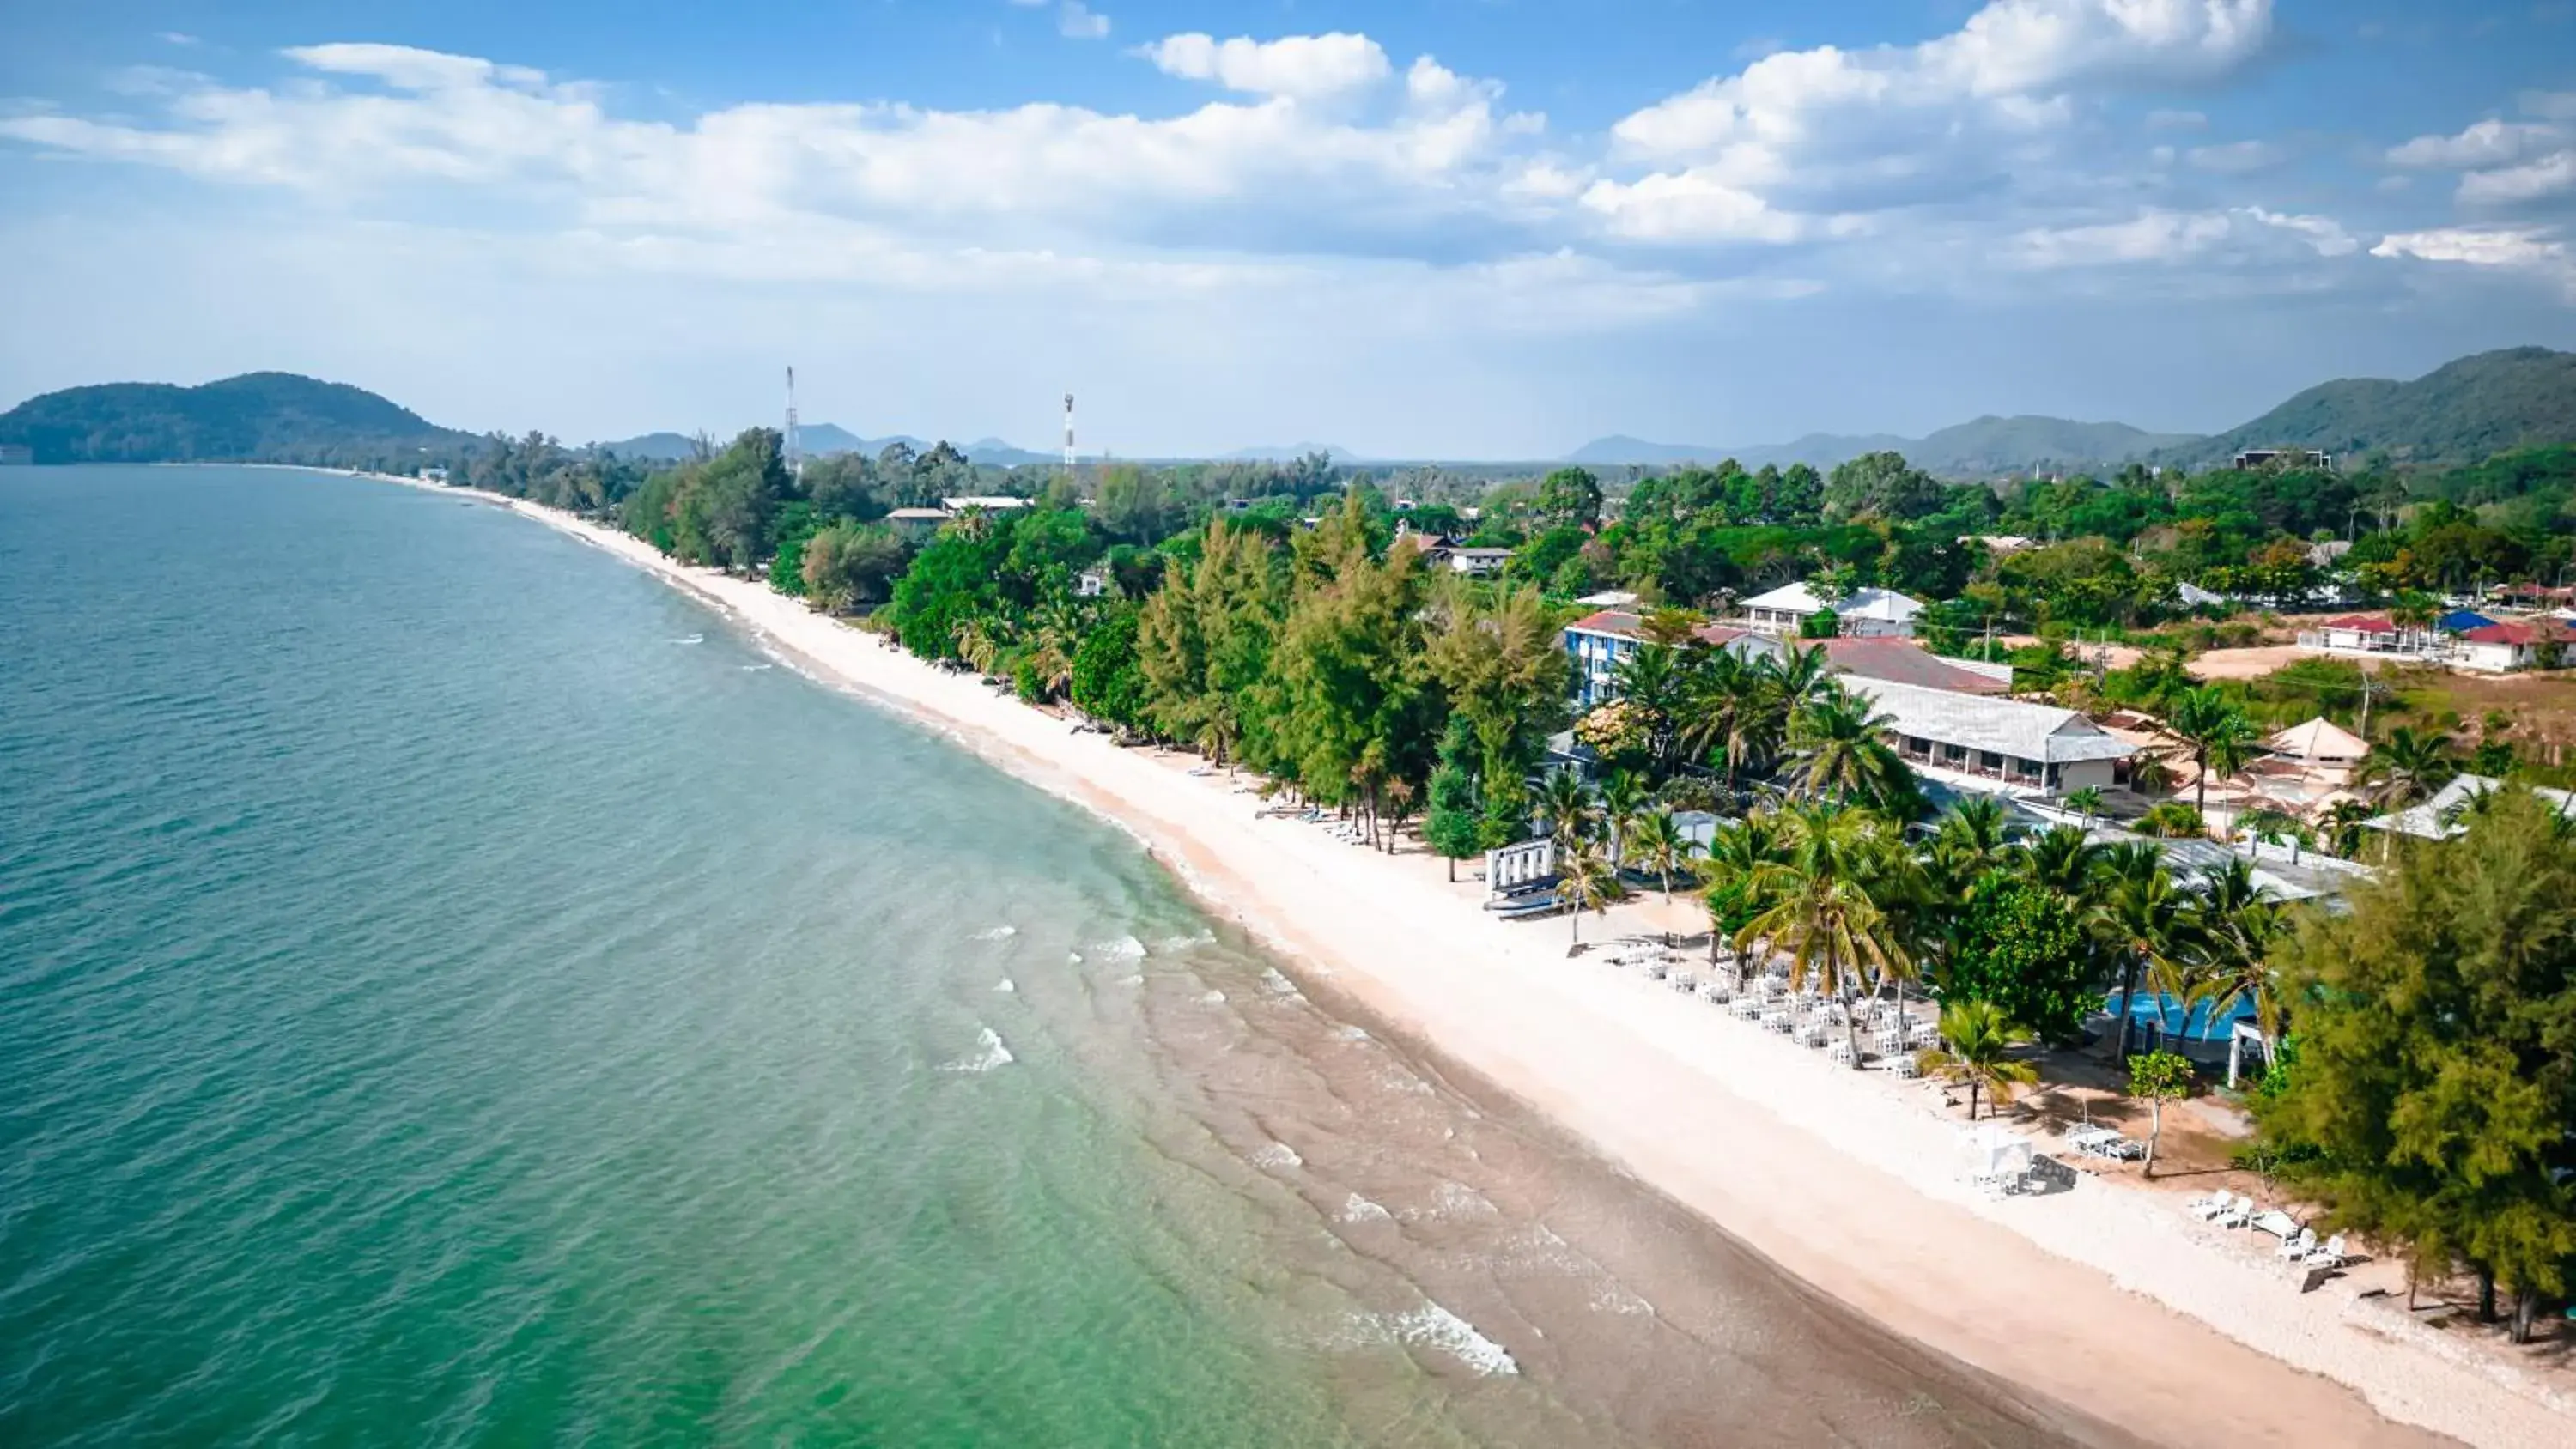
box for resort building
[886,506,953,537]
[1424,544,1513,577]
[1815,637,2012,695]
[1842,678,2135,797]
[2363,775,2576,840]
[2301,613,2444,659]
[1738,583,1923,639]
[938,495,1036,513]
[2452,620,2576,672]
[1561,609,1781,707]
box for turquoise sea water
[0,466,2111,1447]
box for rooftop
[1819,638,2011,695]
[2365,775,2576,839]
[1844,678,2136,765]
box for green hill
[1906,415,2196,476]
[2156,347,2576,469]
[0,373,476,465]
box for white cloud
[2186,138,2285,173]
[1597,1,2275,239]
[1058,3,1109,41]
[2010,205,2352,267]
[1577,171,1807,243]
[2372,226,2575,295]
[1141,33,1390,100]
[2386,118,2562,169]
[2144,107,2207,130]
[2458,149,2576,205]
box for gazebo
[2266,717,2367,767]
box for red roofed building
[1818,637,2014,696]
[2307,613,2442,658]
[2453,620,2576,672]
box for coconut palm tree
[2092,844,2202,1060]
[1931,797,2015,879]
[1625,809,1701,903]
[1736,804,1911,1068]
[1535,769,1602,860]
[1917,999,2040,1119]
[1697,813,1784,971]
[2178,858,2290,1053]
[1562,845,1622,944]
[1675,649,1777,791]
[2020,824,2106,903]
[1763,642,1838,718]
[1608,644,1686,773]
[2356,725,2458,810]
[2169,686,2261,819]
[2318,798,2376,859]
[1783,688,1912,809]
[1598,769,1651,865]
[2064,785,2105,829]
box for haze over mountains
[5,348,2573,476]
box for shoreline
[374,470,2564,1447]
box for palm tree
[1675,649,1777,791]
[2235,806,2305,864]
[1931,797,2014,879]
[1598,769,1651,865]
[1917,999,2040,1119]
[1608,644,1686,773]
[2091,844,2202,1061]
[2020,825,2105,903]
[2178,858,2290,1057]
[1563,845,1622,944]
[2064,785,2105,829]
[1763,642,1837,718]
[2318,798,2375,859]
[2169,686,2260,819]
[2356,725,2458,810]
[1783,688,1912,809]
[1625,809,1700,903]
[1535,769,1601,860]
[1697,814,1783,971]
[1737,804,1912,1068]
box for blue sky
[3,2,2573,458]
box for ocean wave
[1091,935,1146,961]
[1066,951,1083,964]
[1387,1303,1519,1375]
[993,978,1017,994]
[738,663,773,671]
[1117,973,1144,987]
[1400,1182,1497,1222]
[1249,1141,1302,1171]
[1335,1193,1392,1224]
[1259,967,1299,997]
[1200,990,1226,1004]
[970,925,1017,941]
[941,1027,1015,1073]
[668,634,703,645]
[1153,930,1215,953]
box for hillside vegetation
[0,373,473,465]
[2157,347,2576,469]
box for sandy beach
[407,476,2569,1448]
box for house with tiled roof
[1843,678,2134,798]
[2453,619,2576,672]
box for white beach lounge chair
[2183,1189,2228,1217]
[2193,1191,2242,1222]
[2305,1234,2347,1271]
[2215,1198,2254,1229]
[2276,1228,2317,1261]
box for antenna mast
[784,366,803,481]
[1062,392,1078,476]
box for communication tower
[1063,392,1077,474]
[784,367,803,481]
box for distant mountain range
[1572,418,2198,476]
[1568,348,2576,477]
[7,347,2571,475]
[596,425,1055,467]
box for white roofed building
[1740,583,1923,639]
[1844,678,2134,797]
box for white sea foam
[1155,930,1216,952]
[1118,973,1144,987]
[1067,951,1083,964]
[1092,935,1146,961]
[669,634,703,645]
[738,663,773,671]
[993,979,1017,994]
[1402,1181,1498,1222]
[970,925,1018,941]
[942,1027,1015,1073]
[1200,989,1227,1004]
[1335,1193,1393,1223]
[1249,1141,1302,1171]
[1382,1303,1520,1376]
[1259,967,1299,997]
[1335,1024,1371,1042]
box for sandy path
[416,480,2567,1449]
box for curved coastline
[361,470,2564,1449]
